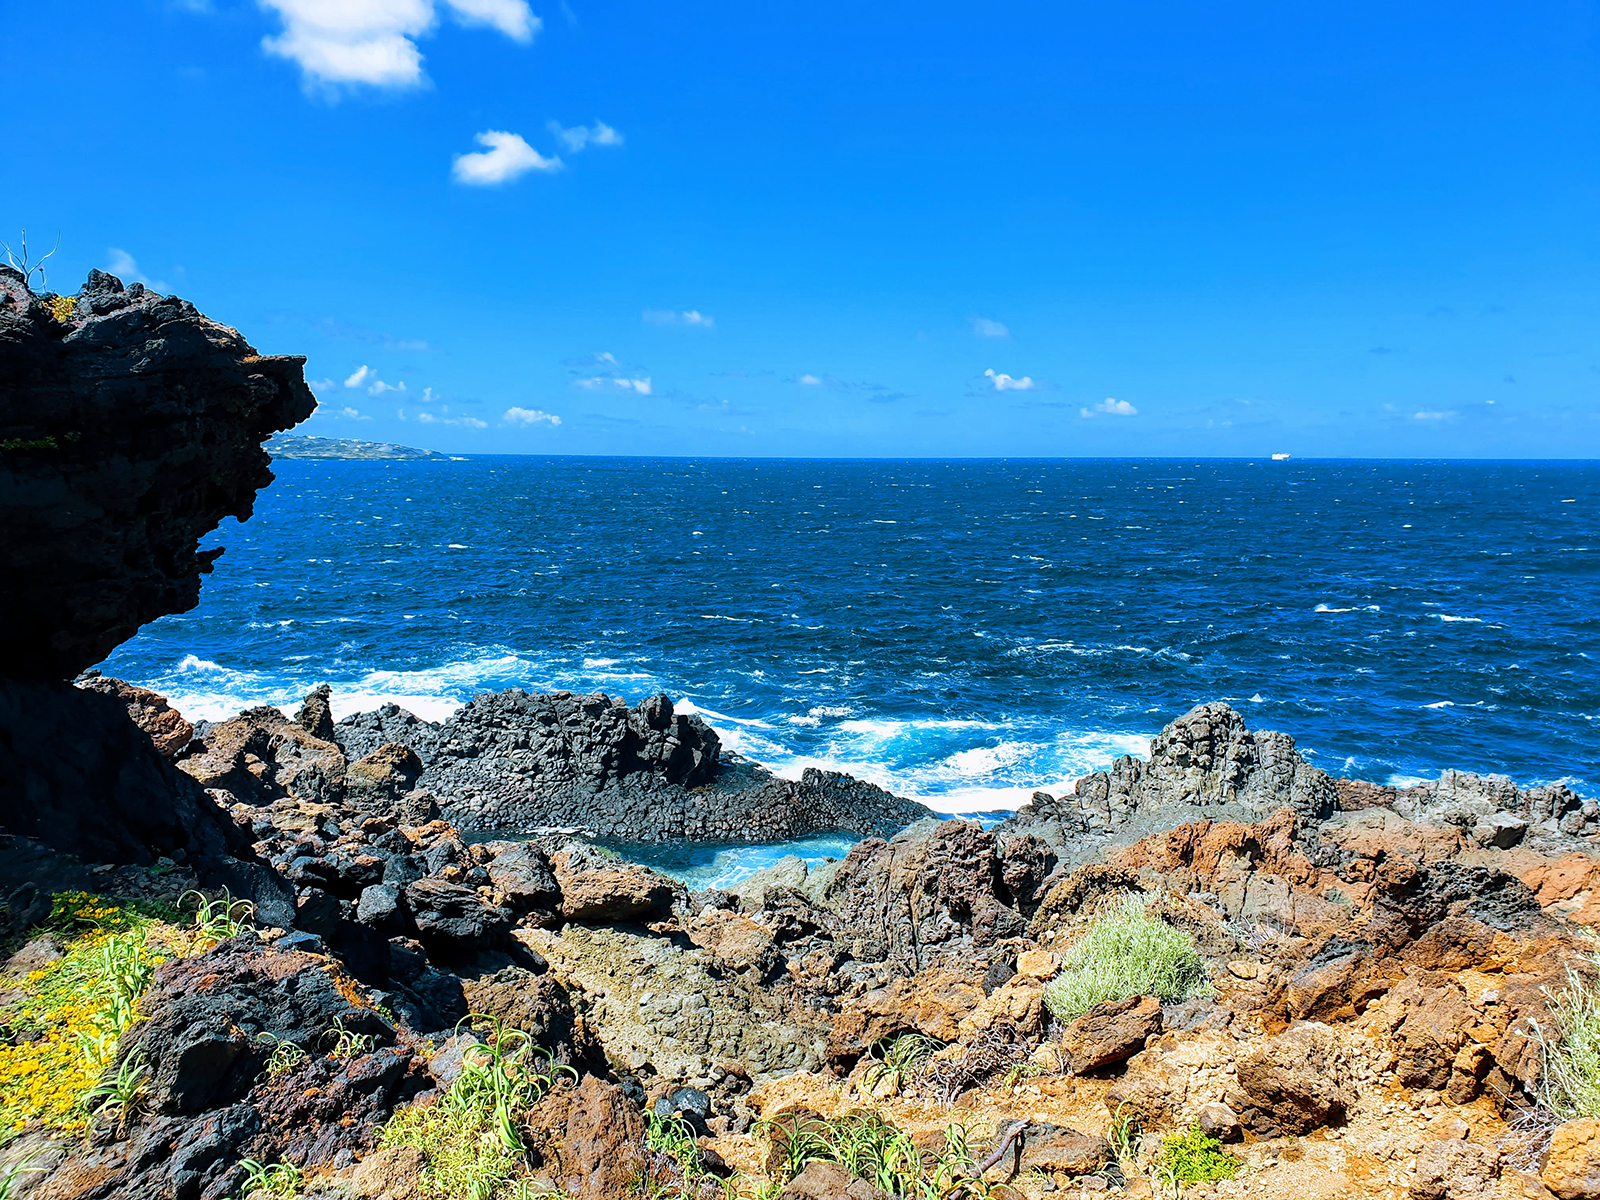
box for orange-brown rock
[524,1076,647,1198]
[1060,995,1162,1074]
[1542,1119,1600,1200]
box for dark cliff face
[0,267,315,680]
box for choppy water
[102,457,1598,885]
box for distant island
[266,435,450,460]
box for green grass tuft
[1536,961,1600,1120]
[1041,894,1211,1022]
[378,1015,574,1200]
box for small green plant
[1042,894,1211,1022]
[182,889,256,950]
[999,1059,1047,1091]
[79,1048,151,1134]
[1108,1103,1140,1167]
[0,1152,42,1200]
[753,1111,1013,1200]
[324,1018,377,1060]
[378,1015,576,1199]
[237,1157,304,1198]
[861,1034,939,1098]
[1533,959,1600,1120]
[1152,1126,1242,1187]
[259,1034,307,1077]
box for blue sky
[6,0,1599,456]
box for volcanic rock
[1542,1119,1600,1200]
[178,705,346,806]
[77,675,194,757]
[0,267,314,681]
[1060,995,1163,1074]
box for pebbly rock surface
[0,268,314,681]
[332,688,932,842]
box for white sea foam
[1314,604,1355,613]
[582,657,620,669]
[1422,700,1454,709]
[1433,614,1484,623]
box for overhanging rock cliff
[0,268,313,867]
[0,267,314,680]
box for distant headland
[266,434,450,460]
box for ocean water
[102,457,1598,884]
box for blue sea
[103,457,1599,886]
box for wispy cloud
[984,369,1034,392]
[452,131,562,185]
[576,376,651,394]
[1080,397,1137,417]
[308,377,337,392]
[503,407,562,426]
[416,411,488,428]
[798,374,823,386]
[972,317,1010,339]
[334,405,372,420]
[1414,410,1456,420]
[344,365,371,388]
[548,119,622,153]
[105,249,166,292]
[643,309,715,329]
[258,0,538,90]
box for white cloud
[308,377,337,391]
[984,369,1034,392]
[105,249,166,292]
[452,131,562,185]
[368,379,407,395]
[1414,410,1456,420]
[643,309,715,329]
[258,0,538,90]
[575,376,651,394]
[417,411,488,428]
[798,374,823,385]
[548,119,622,153]
[972,317,1010,338]
[503,406,562,426]
[344,365,372,388]
[1080,397,1137,417]
[335,405,372,420]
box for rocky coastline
[5,274,1600,1200]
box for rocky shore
[5,273,1600,1200]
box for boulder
[779,1161,891,1200]
[1016,1124,1112,1176]
[1543,1119,1600,1200]
[523,1076,647,1199]
[345,743,424,809]
[348,1146,426,1200]
[1060,995,1162,1074]
[404,878,512,952]
[0,267,314,681]
[485,844,561,913]
[179,705,347,806]
[551,850,682,925]
[1409,1138,1499,1199]
[77,676,194,757]
[1234,1024,1355,1135]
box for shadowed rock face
[0,267,314,680]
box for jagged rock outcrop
[333,689,932,841]
[0,268,314,681]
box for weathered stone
[1543,1119,1600,1200]
[779,1161,891,1200]
[551,850,682,925]
[77,676,194,757]
[1409,1138,1499,1199]
[523,1076,647,1199]
[1196,1102,1242,1144]
[1061,996,1162,1074]
[1017,1124,1112,1177]
[346,743,424,809]
[347,1146,425,1200]
[179,706,347,806]
[1235,1024,1355,1135]
[404,879,512,952]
